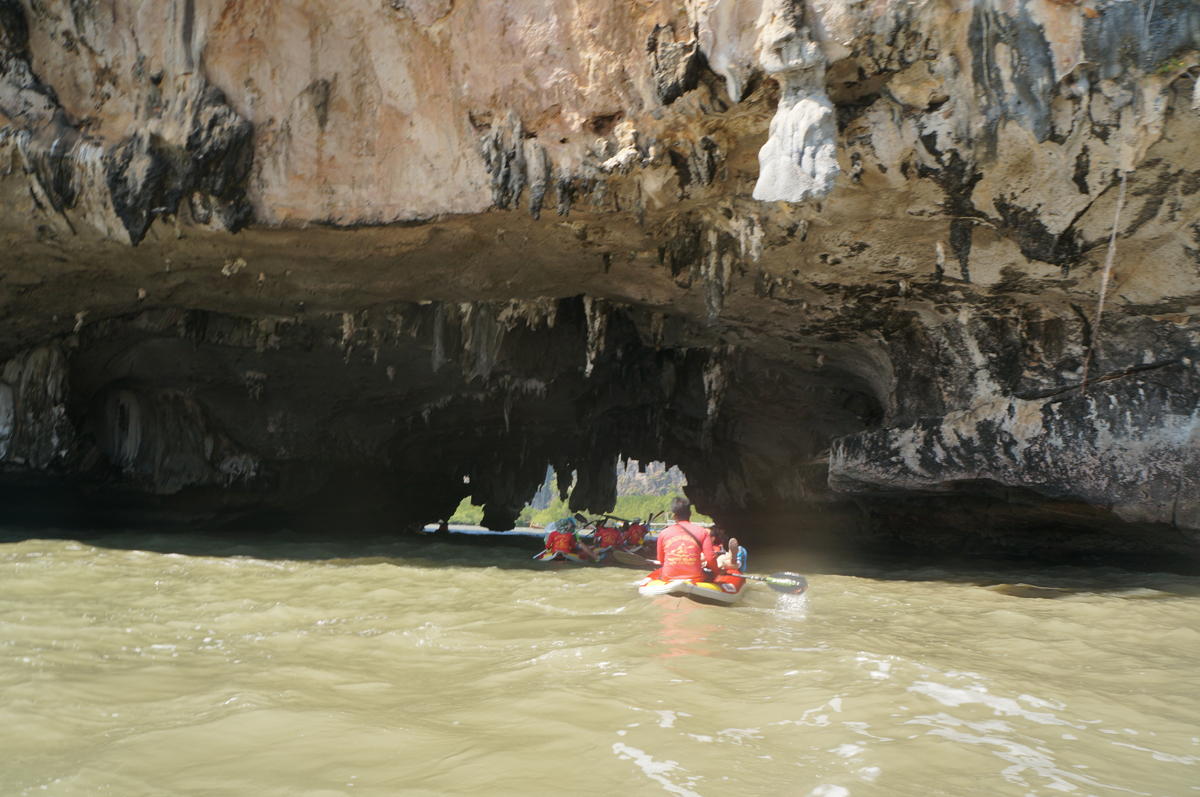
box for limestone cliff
[0,0,1198,562]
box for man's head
[671,497,691,521]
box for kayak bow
[613,549,808,595]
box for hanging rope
[1081,1,1160,396]
[1081,171,1127,396]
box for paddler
[592,520,623,553]
[621,517,648,550]
[544,517,595,561]
[715,534,747,572]
[711,526,747,571]
[657,497,720,581]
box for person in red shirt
[621,518,648,550]
[544,517,594,560]
[656,498,720,581]
[593,522,623,553]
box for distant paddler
[621,517,650,551]
[592,521,623,559]
[536,516,595,562]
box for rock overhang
[0,0,1198,561]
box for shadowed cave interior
[1,297,875,537]
[3,294,1192,568]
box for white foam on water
[807,785,850,797]
[612,743,703,797]
[1109,741,1200,765]
[716,727,762,743]
[856,655,893,680]
[909,681,1084,728]
[908,713,1145,795]
[656,709,687,728]
[775,592,811,614]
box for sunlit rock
[751,1,838,204]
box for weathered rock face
[1,0,1198,562]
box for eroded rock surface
[1,0,1198,562]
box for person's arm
[656,529,667,564]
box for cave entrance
[444,460,695,530]
[0,296,885,546]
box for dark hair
[671,496,691,520]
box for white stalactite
[751,2,838,204]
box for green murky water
[2,531,1199,796]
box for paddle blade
[612,549,658,568]
[765,572,808,594]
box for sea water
[2,529,1198,796]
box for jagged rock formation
[616,460,688,497]
[1,0,1198,562]
[0,0,252,244]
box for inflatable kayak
[638,568,748,605]
[536,545,656,566]
[534,550,591,563]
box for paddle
[578,511,661,529]
[611,549,808,595]
[611,549,657,568]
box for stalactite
[702,346,733,449]
[583,296,609,377]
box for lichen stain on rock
[831,367,1200,534]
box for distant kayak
[535,544,658,566]
[533,550,590,563]
[638,568,748,606]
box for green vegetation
[446,493,711,528]
[447,499,484,525]
[1155,56,1187,75]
